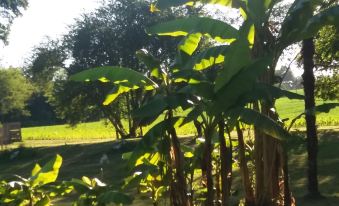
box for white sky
[0,0,100,68]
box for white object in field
[99,154,110,165]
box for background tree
[52,0,179,138]
[314,25,339,100]
[302,38,321,198]
[0,0,28,43]
[22,39,67,126]
[0,68,33,123]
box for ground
[1,127,338,205]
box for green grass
[22,121,117,140]
[21,89,338,140]
[276,90,339,127]
[22,115,197,141]
[1,129,339,205]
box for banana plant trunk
[236,123,255,205]
[253,27,288,205]
[302,38,320,197]
[218,120,231,205]
[168,110,191,206]
[203,125,214,206]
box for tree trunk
[236,123,255,206]
[302,38,320,197]
[218,120,230,206]
[203,125,214,206]
[218,120,228,205]
[252,25,289,205]
[168,110,191,206]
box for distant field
[22,118,197,140]
[276,90,339,127]
[22,90,338,140]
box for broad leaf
[229,107,291,140]
[314,103,339,114]
[180,106,204,127]
[179,33,202,55]
[147,16,238,43]
[136,49,161,79]
[214,57,272,113]
[70,66,157,90]
[103,85,132,105]
[239,83,304,105]
[278,0,321,48]
[214,40,251,92]
[184,45,229,70]
[31,164,41,177]
[155,0,237,10]
[178,81,214,99]
[70,66,158,105]
[301,6,339,40]
[29,154,62,187]
[133,96,168,119]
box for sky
[0,0,100,68]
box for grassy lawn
[1,128,339,205]
[276,94,339,127]
[21,91,338,140]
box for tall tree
[314,25,339,100]
[0,68,33,123]
[53,0,179,137]
[302,38,321,198]
[0,0,28,43]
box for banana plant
[0,154,65,206]
[147,0,339,205]
[69,176,132,206]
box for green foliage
[0,68,34,121]
[314,25,339,100]
[70,66,157,105]
[0,0,28,43]
[0,154,65,206]
[50,0,180,137]
[66,0,339,204]
[70,176,132,206]
[147,16,238,43]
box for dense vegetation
[1,0,339,206]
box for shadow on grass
[1,130,339,205]
[288,129,339,205]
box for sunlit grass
[22,89,338,140]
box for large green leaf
[239,83,304,105]
[278,0,321,48]
[147,16,238,43]
[29,154,62,187]
[178,81,215,100]
[313,103,339,114]
[70,66,158,104]
[136,49,161,79]
[103,86,132,105]
[213,56,272,113]
[180,106,204,127]
[126,119,177,167]
[229,107,291,141]
[301,6,339,40]
[179,33,202,55]
[133,96,168,119]
[214,29,252,92]
[184,45,229,70]
[133,94,190,119]
[155,0,236,10]
[70,66,157,90]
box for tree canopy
[0,0,28,43]
[0,68,33,122]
